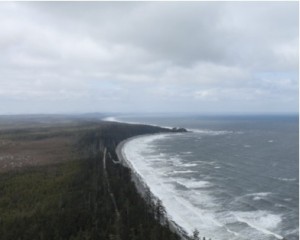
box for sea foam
[121,129,293,240]
[188,128,233,135]
[122,135,235,239]
[233,211,283,239]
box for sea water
[117,115,298,240]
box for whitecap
[188,128,233,135]
[278,178,297,182]
[275,203,285,208]
[181,163,198,167]
[233,210,283,239]
[182,151,192,155]
[176,178,212,189]
[171,170,197,174]
[247,192,272,201]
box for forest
[0,116,210,240]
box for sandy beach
[115,134,190,240]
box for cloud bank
[0,2,298,114]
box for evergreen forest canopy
[0,115,210,240]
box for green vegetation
[0,161,85,240]
[0,119,185,240]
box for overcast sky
[0,2,298,115]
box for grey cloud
[0,2,298,114]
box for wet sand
[115,134,190,240]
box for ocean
[113,114,299,240]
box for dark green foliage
[106,151,179,240]
[0,121,182,240]
[0,161,90,240]
[192,229,200,240]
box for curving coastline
[113,119,296,240]
[116,134,190,240]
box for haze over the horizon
[0,2,298,115]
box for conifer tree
[192,229,200,240]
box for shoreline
[114,125,290,240]
[0,116,186,240]
[115,133,190,240]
